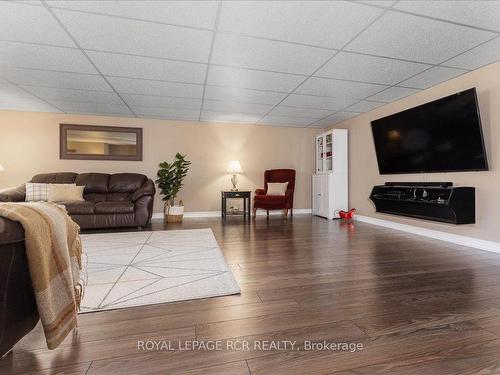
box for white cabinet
[312,174,330,219]
[312,129,348,219]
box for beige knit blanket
[0,202,83,349]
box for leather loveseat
[0,172,155,229]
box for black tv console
[385,182,453,188]
[369,183,475,224]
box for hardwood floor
[2,215,500,374]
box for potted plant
[156,153,191,222]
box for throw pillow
[267,182,288,195]
[48,184,85,202]
[25,182,50,202]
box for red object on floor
[339,208,356,220]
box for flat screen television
[371,88,488,174]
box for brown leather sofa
[0,172,155,229]
[0,217,39,357]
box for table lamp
[227,161,242,191]
[0,164,3,173]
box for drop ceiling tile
[0,83,34,98]
[358,1,397,7]
[394,1,500,32]
[0,2,75,47]
[21,86,124,104]
[258,115,315,127]
[86,51,207,84]
[206,66,304,92]
[46,100,132,114]
[14,1,44,5]
[218,1,382,49]
[307,122,331,129]
[332,111,362,122]
[400,66,468,89]
[203,100,272,115]
[269,106,333,119]
[312,111,360,127]
[201,111,262,124]
[53,9,213,62]
[0,68,112,91]
[106,77,203,98]
[132,106,200,120]
[0,96,61,112]
[259,123,310,128]
[121,94,201,110]
[204,86,287,105]
[368,86,420,102]
[211,33,334,75]
[315,51,431,85]
[47,1,218,29]
[296,77,388,99]
[0,41,97,74]
[346,11,495,64]
[280,94,357,110]
[445,36,500,70]
[65,111,135,118]
[345,100,385,112]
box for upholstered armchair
[253,169,296,217]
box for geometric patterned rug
[79,229,240,313]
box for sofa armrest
[255,188,266,195]
[0,217,25,245]
[0,185,26,202]
[134,195,154,226]
[285,188,294,198]
[132,179,155,202]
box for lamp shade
[0,164,4,172]
[227,160,242,174]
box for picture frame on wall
[60,124,143,161]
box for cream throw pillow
[48,184,85,202]
[267,182,288,196]
[25,183,76,202]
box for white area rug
[79,229,240,313]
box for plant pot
[164,203,184,223]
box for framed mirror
[60,124,143,161]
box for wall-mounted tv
[371,88,488,174]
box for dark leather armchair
[0,218,39,357]
[0,173,156,355]
[0,172,155,229]
[253,169,296,217]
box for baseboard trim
[152,208,312,219]
[355,214,500,254]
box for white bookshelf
[312,129,348,219]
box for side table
[221,191,251,220]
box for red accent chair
[253,169,296,217]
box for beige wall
[0,111,317,213]
[329,60,500,242]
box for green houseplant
[156,153,191,222]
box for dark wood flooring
[2,215,500,374]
